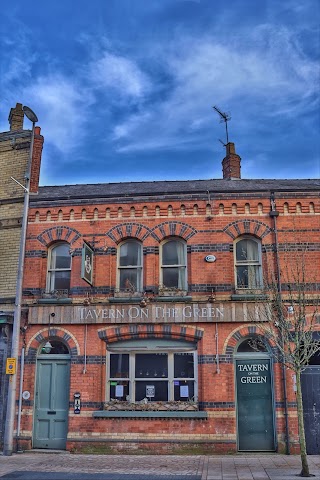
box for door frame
[33,353,71,450]
[234,351,277,452]
[301,364,320,454]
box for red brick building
[13,135,320,454]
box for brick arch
[223,220,272,240]
[26,327,80,359]
[37,226,81,246]
[223,325,276,356]
[106,223,153,244]
[98,324,204,344]
[151,221,197,242]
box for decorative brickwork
[106,223,153,243]
[151,221,197,241]
[105,221,197,243]
[37,226,82,246]
[222,324,276,355]
[26,326,80,357]
[98,324,204,344]
[223,219,272,240]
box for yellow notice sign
[6,358,16,375]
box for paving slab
[0,453,319,480]
[0,474,201,480]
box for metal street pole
[3,107,37,456]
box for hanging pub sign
[81,242,94,285]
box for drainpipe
[270,191,290,455]
[215,323,220,374]
[16,347,25,452]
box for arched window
[234,237,262,289]
[237,337,268,353]
[161,239,187,290]
[118,240,142,292]
[47,243,72,292]
[40,340,70,355]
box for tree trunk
[295,370,310,477]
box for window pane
[110,354,129,378]
[162,267,185,289]
[237,265,260,288]
[174,353,194,378]
[110,381,129,401]
[41,340,69,354]
[53,271,71,290]
[135,353,167,378]
[163,241,184,265]
[119,269,141,291]
[236,266,249,288]
[236,239,258,262]
[51,244,71,269]
[174,380,194,401]
[135,381,168,401]
[237,338,267,353]
[120,242,141,266]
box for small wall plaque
[205,255,216,263]
[22,391,30,400]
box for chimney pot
[226,142,235,155]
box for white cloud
[90,51,150,99]
[23,75,94,152]
[112,24,319,153]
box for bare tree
[251,244,320,477]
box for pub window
[118,240,142,292]
[107,344,197,403]
[46,242,71,292]
[234,236,262,289]
[160,239,187,290]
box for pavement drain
[0,473,202,480]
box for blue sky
[1,0,319,185]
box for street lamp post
[3,106,38,456]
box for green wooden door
[33,357,70,449]
[236,358,275,451]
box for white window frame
[234,236,262,290]
[160,238,187,290]
[46,242,72,293]
[117,240,143,293]
[106,348,198,403]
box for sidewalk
[0,452,319,480]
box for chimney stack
[8,103,24,131]
[29,126,44,193]
[222,142,241,180]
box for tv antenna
[213,105,231,145]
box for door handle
[47,410,56,415]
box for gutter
[270,191,290,455]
